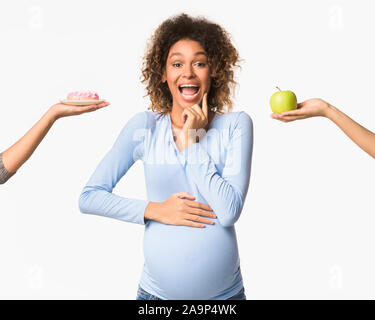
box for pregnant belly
[143,221,240,299]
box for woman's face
[162,39,211,110]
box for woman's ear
[162,69,166,83]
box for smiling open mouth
[178,84,200,97]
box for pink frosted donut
[67,91,99,100]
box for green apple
[270,87,297,114]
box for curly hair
[141,13,242,115]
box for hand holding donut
[49,101,110,120]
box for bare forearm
[2,108,58,173]
[326,104,375,159]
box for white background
[0,0,374,299]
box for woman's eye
[172,62,206,68]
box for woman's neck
[169,105,185,129]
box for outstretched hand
[270,98,330,122]
[49,101,110,120]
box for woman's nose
[182,65,195,78]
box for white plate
[60,99,105,106]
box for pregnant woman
[79,13,253,300]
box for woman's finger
[201,92,208,118]
[74,104,100,113]
[189,105,201,118]
[279,115,306,122]
[186,207,216,218]
[191,94,207,117]
[184,200,213,212]
[297,101,309,108]
[182,220,205,228]
[184,213,214,225]
[182,107,195,123]
[86,102,110,112]
[191,104,204,118]
[280,109,305,117]
[95,102,110,109]
[181,108,191,123]
[97,102,109,107]
[177,192,195,200]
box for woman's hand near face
[175,93,208,151]
[270,98,330,122]
[144,192,216,228]
[182,92,209,130]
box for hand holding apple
[270,87,297,114]
[271,98,331,122]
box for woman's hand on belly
[144,192,216,228]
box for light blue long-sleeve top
[79,110,253,300]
